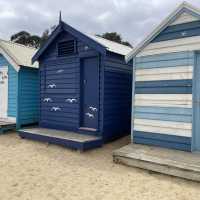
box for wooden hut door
[0,67,8,119]
[81,57,99,131]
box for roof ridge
[0,39,38,50]
[93,35,132,49]
[126,1,200,61]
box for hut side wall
[103,53,132,142]
[17,67,39,127]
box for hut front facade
[126,2,200,152]
[19,20,133,150]
[0,39,39,132]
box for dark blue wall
[103,53,132,142]
[38,29,132,141]
[39,30,103,132]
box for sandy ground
[0,133,200,200]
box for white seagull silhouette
[48,84,56,88]
[89,106,98,112]
[56,69,64,73]
[66,98,77,103]
[43,98,52,102]
[85,113,94,118]
[51,107,61,112]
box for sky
[0,0,200,46]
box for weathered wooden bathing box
[0,39,39,133]
[18,19,133,151]
[114,2,200,181]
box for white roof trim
[0,47,19,72]
[126,2,200,62]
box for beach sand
[0,132,199,200]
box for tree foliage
[96,32,132,47]
[10,26,56,48]
[10,27,132,49]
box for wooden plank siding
[152,20,200,43]
[17,67,39,127]
[171,12,199,25]
[137,36,200,57]
[38,30,104,133]
[133,51,194,151]
[0,54,17,118]
[103,53,132,141]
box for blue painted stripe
[135,79,192,94]
[136,79,192,87]
[152,20,200,43]
[135,106,192,115]
[136,59,193,69]
[134,106,192,123]
[133,131,191,151]
[134,112,192,123]
[136,51,194,64]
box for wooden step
[0,119,16,133]
[113,144,200,182]
[18,127,103,151]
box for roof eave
[32,21,107,63]
[126,2,200,62]
[32,25,63,63]
[0,45,20,72]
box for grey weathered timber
[113,144,200,182]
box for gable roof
[88,35,132,56]
[32,21,132,62]
[126,1,200,62]
[0,39,38,72]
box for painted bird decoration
[89,106,98,112]
[66,98,77,103]
[48,84,56,88]
[56,69,64,73]
[85,113,94,118]
[51,107,61,112]
[43,98,53,102]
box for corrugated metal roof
[0,39,38,68]
[88,35,133,56]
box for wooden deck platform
[0,119,16,133]
[113,144,200,182]
[18,127,103,151]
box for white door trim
[0,66,8,119]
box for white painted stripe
[135,94,192,101]
[136,66,193,81]
[135,94,192,108]
[137,36,200,57]
[171,12,199,25]
[133,118,192,137]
